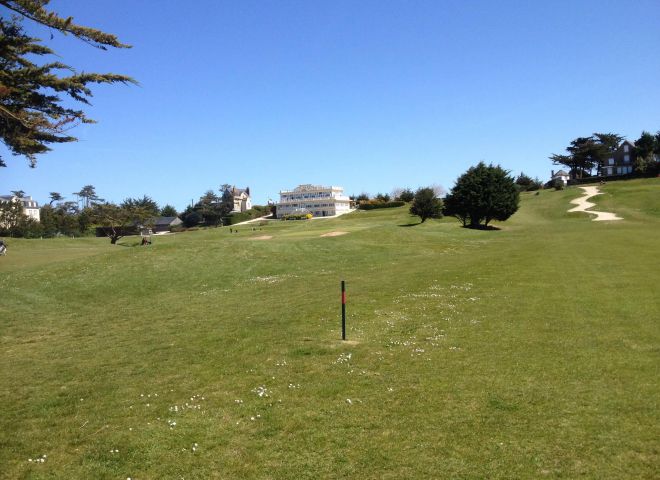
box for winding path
[568,186,622,221]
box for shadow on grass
[462,224,501,231]
[398,222,422,227]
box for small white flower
[346,398,352,405]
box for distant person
[0,240,6,256]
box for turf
[1,179,658,479]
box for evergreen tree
[75,185,103,208]
[397,188,415,202]
[121,195,159,216]
[160,205,178,218]
[444,162,519,229]
[409,187,443,223]
[0,1,135,167]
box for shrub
[358,201,405,210]
[281,213,311,220]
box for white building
[0,194,40,222]
[225,186,252,213]
[550,170,570,186]
[277,184,351,218]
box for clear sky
[2,0,659,210]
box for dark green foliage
[74,185,103,208]
[552,178,565,190]
[0,3,135,167]
[121,195,159,216]
[397,189,415,202]
[358,201,406,210]
[223,207,270,225]
[634,131,660,174]
[91,202,152,244]
[444,162,519,228]
[48,192,63,205]
[355,193,370,203]
[515,172,543,192]
[550,133,624,178]
[375,193,391,202]
[409,188,443,223]
[183,211,202,228]
[160,205,178,218]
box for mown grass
[1,179,658,479]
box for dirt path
[568,186,622,221]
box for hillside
[1,179,658,479]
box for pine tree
[0,1,135,167]
[444,162,519,229]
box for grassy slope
[1,179,658,479]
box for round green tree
[444,162,519,228]
[409,187,443,223]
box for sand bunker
[568,186,622,221]
[320,231,349,237]
[250,235,273,240]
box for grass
[1,179,658,479]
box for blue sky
[2,0,659,209]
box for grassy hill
[1,179,658,479]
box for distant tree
[183,210,202,228]
[192,188,232,226]
[375,193,391,202]
[0,197,24,233]
[443,162,519,229]
[633,130,660,174]
[10,189,24,198]
[0,1,135,168]
[75,185,103,208]
[515,172,543,192]
[397,188,415,202]
[551,133,623,178]
[121,195,159,216]
[48,192,63,205]
[160,205,178,217]
[92,203,151,244]
[409,187,443,223]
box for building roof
[152,216,181,226]
[553,170,569,177]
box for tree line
[550,130,660,178]
[0,185,177,241]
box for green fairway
[1,179,658,479]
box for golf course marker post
[341,280,346,340]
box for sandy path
[320,231,348,237]
[568,186,622,221]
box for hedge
[358,201,405,210]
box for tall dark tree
[48,191,63,205]
[75,185,103,208]
[10,189,24,197]
[160,205,178,218]
[0,1,135,168]
[551,133,623,178]
[121,195,159,217]
[443,162,519,229]
[397,188,415,202]
[92,202,151,244]
[409,187,443,223]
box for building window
[608,158,614,165]
[623,144,629,153]
[624,154,630,163]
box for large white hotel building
[276,184,351,218]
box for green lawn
[1,179,658,479]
